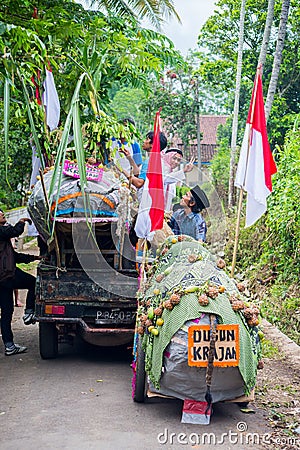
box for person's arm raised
[120,148,140,176]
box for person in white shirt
[161,148,194,212]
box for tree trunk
[265,0,291,121]
[258,0,275,69]
[228,0,246,207]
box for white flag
[43,69,60,131]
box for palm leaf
[89,0,181,29]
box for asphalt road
[0,296,273,450]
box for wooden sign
[188,324,240,367]
[63,159,103,182]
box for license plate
[95,310,136,324]
[188,324,240,367]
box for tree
[0,0,184,207]
[228,0,247,207]
[258,0,275,69]
[87,0,181,28]
[196,0,300,148]
[109,87,147,134]
[265,0,291,120]
[141,67,199,150]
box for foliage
[0,104,32,208]
[209,139,231,205]
[264,124,300,282]
[196,0,300,149]
[108,86,147,135]
[140,60,204,149]
[173,185,189,205]
[0,0,184,207]
[207,117,235,205]
[88,0,181,29]
[221,123,300,342]
[260,338,279,358]
[261,284,300,345]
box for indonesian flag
[235,70,277,227]
[134,110,164,238]
[43,68,60,131]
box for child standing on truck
[169,186,210,242]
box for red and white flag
[134,110,164,238]
[235,70,277,227]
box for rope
[39,262,67,279]
[205,313,217,415]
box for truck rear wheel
[133,337,146,403]
[39,322,58,359]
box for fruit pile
[136,235,262,338]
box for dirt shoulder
[254,319,300,449]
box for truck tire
[39,322,58,359]
[133,337,146,403]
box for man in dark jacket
[0,209,41,355]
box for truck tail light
[45,305,65,315]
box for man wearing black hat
[169,186,210,241]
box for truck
[28,166,139,359]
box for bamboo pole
[230,66,261,277]
[230,188,244,277]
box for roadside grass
[261,338,279,358]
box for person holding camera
[0,210,42,356]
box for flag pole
[230,65,262,277]
[230,188,244,277]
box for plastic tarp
[149,318,246,403]
[27,169,124,242]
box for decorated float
[132,235,262,423]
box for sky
[80,1,217,56]
[154,0,217,55]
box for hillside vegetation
[211,122,300,344]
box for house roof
[171,115,229,147]
[198,115,229,145]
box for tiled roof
[168,115,229,163]
[171,115,229,146]
[198,115,229,145]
